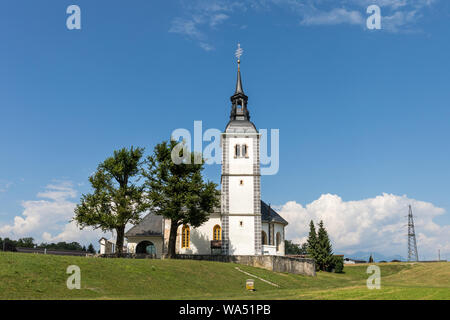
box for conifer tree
[306,220,318,263]
[87,243,95,254]
[316,220,334,271]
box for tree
[74,147,148,256]
[316,220,334,271]
[16,237,35,248]
[306,220,318,263]
[301,243,308,254]
[87,243,96,254]
[144,140,220,258]
[333,255,344,273]
[1,238,17,252]
[284,240,308,255]
[369,254,374,263]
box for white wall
[261,222,286,256]
[177,213,222,255]
[228,215,255,255]
[227,137,254,174]
[127,236,164,258]
[228,176,254,214]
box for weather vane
[235,43,243,63]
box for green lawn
[0,252,449,300]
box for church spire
[230,44,250,121]
[235,58,244,94]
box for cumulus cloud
[0,181,104,245]
[277,193,450,260]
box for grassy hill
[0,252,449,300]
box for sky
[0,0,449,260]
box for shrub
[333,256,344,273]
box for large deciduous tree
[144,140,220,258]
[73,147,147,256]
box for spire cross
[235,43,243,64]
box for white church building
[102,58,288,258]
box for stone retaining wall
[174,254,316,277]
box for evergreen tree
[316,220,334,271]
[306,220,318,263]
[369,254,374,263]
[87,243,96,254]
[284,240,307,255]
[144,140,220,258]
[74,147,148,256]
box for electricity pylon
[407,205,419,262]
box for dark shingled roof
[261,200,288,225]
[125,212,164,237]
[125,200,287,238]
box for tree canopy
[73,147,148,256]
[144,140,220,258]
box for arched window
[242,144,248,157]
[213,225,222,241]
[261,231,268,245]
[234,144,241,157]
[182,225,190,248]
[276,232,281,252]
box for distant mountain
[338,251,405,262]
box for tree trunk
[115,225,125,257]
[167,220,179,258]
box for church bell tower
[221,44,262,256]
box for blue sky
[1,0,449,259]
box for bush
[333,256,344,273]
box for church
[103,56,288,258]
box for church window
[239,221,243,227]
[276,232,282,252]
[213,225,222,241]
[240,180,244,185]
[234,144,241,158]
[181,225,190,248]
[242,144,248,157]
[262,231,268,245]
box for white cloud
[382,9,419,32]
[301,8,364,26]
[277,193,450,260]
[0,180,13,193]
[169,17,205,40]
[209,13,230,27]
[0,181,104,246]
[168,0,440,49]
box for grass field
[0,251,449,300]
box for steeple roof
[229,59,250,122]
[235,63,244,94]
